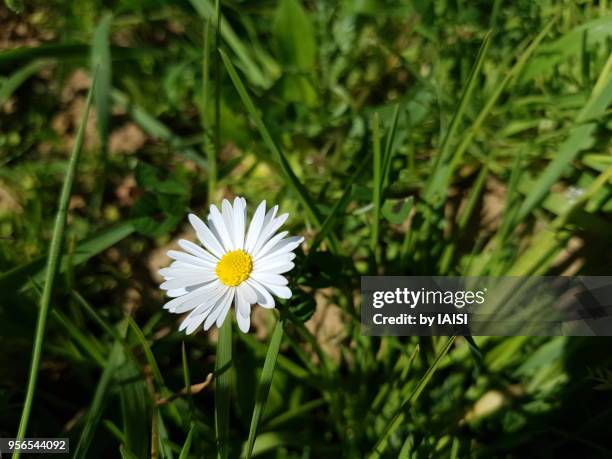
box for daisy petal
[167,250,215,268]
[163,282,216,311]
[251,211,287,256]
[246,279,276,309]
[235,287,251,317]
[159,266,214,279]
[236,308,250,333]
[188,214,225,259]
[178,240,218,265]
[262,283,292,299]
[253,231,288,261]
[170,261,215,271]
[205,288,234,330]
[175,282,225,314]
[255,262,295,275]
[180,315,206,334]
[245,200,266,253]
[256,236,304,262]
[221,199,235,242]
[251,272,289,286]
[209,204,235,252]
[160,272,217,290]
[216,297,233,328]
[238,282,258,304]
[167,288,188,298]
[180,286,229,333]
[255,252,296,268]
[233,197,246,249]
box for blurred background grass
[1,0,612,457]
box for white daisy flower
[159,197,304,334]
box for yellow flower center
[215,250,253,286]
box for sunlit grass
[1,1,611,458]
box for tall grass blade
[112,90,207,168]
[178,423,196,459]
[91,14,112,213]
[202,17,215,204]
[182,342,194,417]
[517,54,612,221]
[439,166,488,273]
[27,281,105,367]
[423,32,491,204]
[118,351,151,459]
[368,337,455,459]
[13,74,96,456]
[0,222,135,294]
[309,154,370,254]
[381,104,401,187]
[245,318,284,459]
[188,0,271,88]
[371,113,382,263]
[127,317,165,388]
[0,59,49,105]
[0,43,149,68]
[215,318,232,459]
[445,18,556,186]
[73,320,129,459]
[220,49,327,234]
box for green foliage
[1,1,612,458]
[131,162,190,236]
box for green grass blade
[91,15,112,148]
[71,290,125,343]
[509,165,612,276]
[264,398,325,430]
[119,445,140,459]
[446,18,556,180]
[91,13,112,213]
[50,308,106,367]
[439,166,488,273]
[73,320,129,459]
[182,342,194,417]
[28,281,106,367]
[215,317,232,459]
[368,337,455,459]
[126,317,185,434]
[238,333,311,382]
[178,423,196,459]
[423,32,491,204]
[219,49,323,225]
[13,74,96,456]
[126,317,165,388]
[212,0,222,205]
[0,222,135,293]
[245,318,284,459]
[188,0,271,88]
[0,43,150,68]
[308,153,371,254]
[381,104,401,187]
[202,17,215,204]
[371,112,382,263]
[118,352,151,459]
[111,90,207,168]
[0,59,49,105]
[517,54,612,221]
[5,0,23,13]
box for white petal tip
[236,312,251,333]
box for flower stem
[14,74,96,457]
